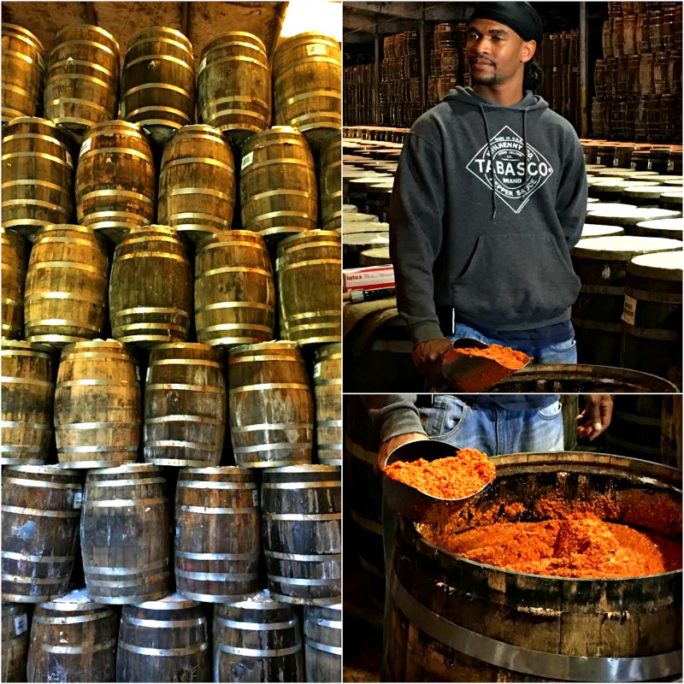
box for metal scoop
[441,338,533,392]
[379,439,493,521]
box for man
[390,1,587,383]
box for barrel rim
[179,466,254,476]
[228,340,299,355]
[200,30,267,58]
[131,592,199,610]
[85,463,161,476]
[277,229,341,252]
[127,25,192,49]
[41,588,105,611]
[0,339,52,356]
[83,119,144,135]
[3,464,80,477]
[60,338,129,353]
[262,464,341,476]
[52,23,120,52]
[2,22,44,51]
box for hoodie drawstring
[478,104,497,220]
[523,108,529,191]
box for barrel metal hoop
[118,641,208,657]
[215,617,296,631]
[305,639,342,656]
[261,481,339,490]
[390,574,682,682]
[216,643,301,658]
[122,616,205,629]
[268,575,339,586]
[38,639,116,654]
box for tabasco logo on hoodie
[466,125,554,214]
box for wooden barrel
[158,124,235,245]
[117,594,210,682]
[621,250,682,386]
[25,224,109,348]
[261,465,341,604]
[121,27,195,146]
[240,127,317,239]
[81,464,170,604]
[277,231,341,345]
[228,341,313,468]
[273,32,341,149]
[580,223,624,238]
[303,604,342,683]
[1,340,53,466]
[1,117,74,241]
[1,24,44,122]
[586,206,680,233]
[2,604,30,682]
[197,32,271,144]
[313,344,342,466]
[27,589,118,683]
[109,225,192,347]
[75,120,155,243]
[571,236,682,366]
[144,343,226,467]
[1,465,82,603]
[44,25,120,140]
[55,339,140,468]
[360,246,391,266]
[320,132,342,231]
[633,217,684,240]
[213,592,304,682]
[175,467,260,602]
[385,453,682,682]
[195,230,275,348]
[659,190,683,212]
[1,228,26,339]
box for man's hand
[412,338,453,382]
[375,432,429,475]
[576,394,613,441]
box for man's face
[466,18,535,86]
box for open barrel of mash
[385,452,682,682]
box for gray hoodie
[390,86,587,343]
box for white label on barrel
[306,43,328,56]
[80,137,92,155]
[72,490,83,510]
[13,614,28,636]
[622,295,637,325]
[252,488,259,507]
[241,151,254,170]
[313,364,321,379]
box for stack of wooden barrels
[1,14,341,684]
[592,2,682,142]
[426,22,468,109]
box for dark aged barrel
[1,341,53,466]
[277,231,342,345]
[1,466,82,603]
[144,343,226,467]
[26,589,118,683]
[385,453,682,682]
[121,27,195,146]
[81,464,170,604]
[213,592,304,683]
[194,230,275,348]
[319,132,342,231]
[1,117,74,240]
[44,25,120,140]
[621,250,682,387]
[2,24,44,121]
[75,120,155,243]
[228,342,313,468]
[240,127,317,239]
[2,604,30,682]
[109,225,192,347]
[1,228,26,339]
[175,467,260,602]
[197,32,271,144]
[261,465,341,604]
[313,344,342,466]
[55,339,140,468]
[571,235,682,366]
[158,124,235,244]
[303,603,342,683]
[117,594,210,683]
[25,224,109,349]
[273,32,341,149]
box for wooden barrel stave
[55,339,140,468]
[175,467,260,602]
[1,603,30,682]
[304,603,342,683]
[313,344,342,466]
[1,341,53,466]
[81,464,170,604]
[2,24,44,122]
[228,342,313,468]
[1,228,27,339]
[194,230,276,348]
[27,589,118,683]
[1,466,82,603]
[213,593,304,682]
[319,132,342,231]
[261,465,341,604]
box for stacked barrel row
[2,23,341,152]
[426,22,468,109]
[2,17,342,684]
[592,2,682,142]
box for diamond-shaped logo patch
[466,125,554,214]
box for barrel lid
[342,204,358,212]
[636,218,684,232]
[580,224,624,238]
[573,236,684,259]
[42,588,104,611]
[627,170,661,178]
[360,246,391,259]
[343,233,389,246]
[628,250,683,276]
[343,221,389,234]
[135,592,199,610]
[587,206,681,224]
[87,463,161,476]
[585,202,637,214]
[623,185,667,200]
[586,197,599,204]
[343,213,380,223]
